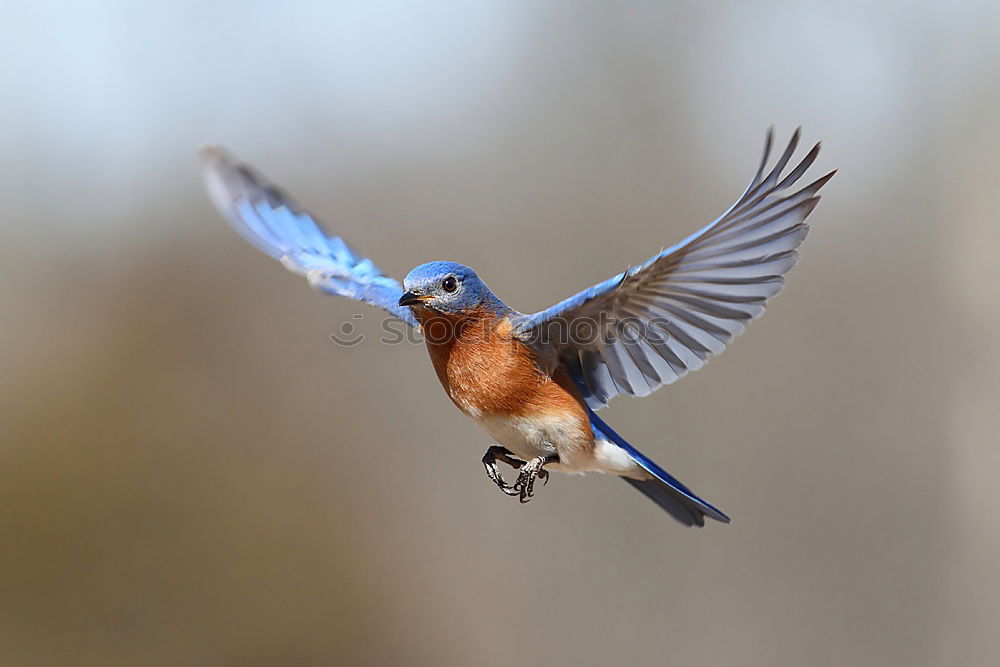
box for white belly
[478,413,566,461]
[475,412,644,477]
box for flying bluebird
[201,129,833,527]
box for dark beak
[398,291,424,307]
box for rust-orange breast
[413,306,590,425]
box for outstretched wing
[513,129,835,409]
[200,146,419,328]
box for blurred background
[2,1,999,665]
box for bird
[200,129,834,527]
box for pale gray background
[3,2,999,665]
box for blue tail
[587,408,730,527]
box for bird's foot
[512,455,556,503]
[482,445,525,496]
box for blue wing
[513,129,834,409]
[200,146,418,328]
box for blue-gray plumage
[401,262,509,317]
[201,148,420,328]
[200,129,833,527]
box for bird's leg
[482,445,525,496]
[513,454,559,503]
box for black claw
[510,456,549,503]
[482,445,530,497]
[483,448,556,503]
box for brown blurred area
[2,2,999,666]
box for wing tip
[198,142,226,161]
[199,143,246,201]
[198,143,240,178]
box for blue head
[399,261,504,315]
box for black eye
[441,276,458,293]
